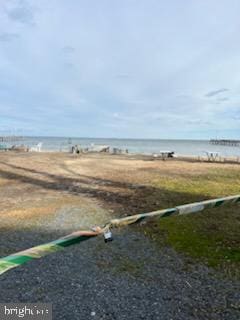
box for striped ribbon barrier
[0,194,239,276]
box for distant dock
[0,136,23,142]
[210,139,240,146]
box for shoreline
[2,149,240,164]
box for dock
[0,136,23,142]
[210,139,240,147]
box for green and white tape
[0,231,100,276]
[106,194,240,228]
[0,194,239,276]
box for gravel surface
[0,227,239,320]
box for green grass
[152,167,240,198]
[143,166,240,278]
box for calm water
[10,137,240,157]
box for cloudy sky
[0,0,240,139]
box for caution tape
[106,194,240,228]
[0,195,239,276]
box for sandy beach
[0,152,239,319]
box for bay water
[14,137,240,157]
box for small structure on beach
[153,151,175,160]
[30,142,42,152]
[0,136,28,152]
[0,144,8,151]
[71,145,82,154]
[204,151,220,161]
[70,144,110,154]
[112,147,122,154]
[11,144,29,152]
[89,144,110,153]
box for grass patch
[152,168,240,198]
[144,166,240,278]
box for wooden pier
[210,139,240,146]
[0,136,23,142]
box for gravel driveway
[0,211,239,320]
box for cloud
[217,97,229,102]
[0,32,20,42]
[186,119,212,126]
[0,1,240,138]
[5,1,35,25]
[205,88,229,97]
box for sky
[0,0,240,139]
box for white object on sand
[30,142,42,152]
